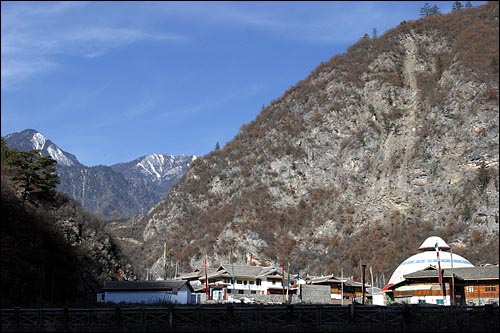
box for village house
[179,264,287,301]
[178,264,374,304]
[307,274,373,304]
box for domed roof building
[387,236,474,286]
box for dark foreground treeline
[1,143,136,308]
[1,303,499,332]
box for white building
[376,236,475,306]
[387,236,474,286]
[97,280,199,304]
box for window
[249,281,255,285]
[244,280,247,285]
[436,299,444,305]
[486,286,496,292]
[256,279,261,286]
[237,280,242,284]
[418,300,426,304]
[466,286,475,292]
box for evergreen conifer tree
[3,147,60,205]
[452,1,463,11]
[420,2,432,17]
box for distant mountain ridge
[4,129,196,219]
[112,153,194,186]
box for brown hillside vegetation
[115,2,499,281]
[0,151,136,307]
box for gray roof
[218,264,280,278]
[309,275,368,287]
[190,264,282,280]
[178,267,219,280]
[177,270,202,279]
[177,264,284,282]
[309,274,341,284]
[403,266,499,281]
[103,280,193,292]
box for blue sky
[1,1,485,166]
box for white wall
[103,290,193,304]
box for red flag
[204,257,209,298]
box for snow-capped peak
[137,154,166,179]
[31,132,47,151]
[29,132,75,166]
[135,153,188,181]
[47,145,75,166]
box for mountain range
[116,2,499,280]
[3,3,498,284]
[4,129,195,220]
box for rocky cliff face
[120,3,499,280]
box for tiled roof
[218,264,280,278]
[178,270,202,279]
[403,266,499,280]
[309,275,339,284]
[182,264,282,281]
[309,275,368,287]
[450,266,499,280]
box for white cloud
[124,94,161,120]
[1,58,58,90]
[1,1,186,89]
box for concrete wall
[299,285,331,304]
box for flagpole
[204,257,209,300]
[287,261,291,304]
[163,242,167,280]
[341,268,344,306]
[450,246,456,305]
[370,266,374,302]
[231,248,235,289]
[435,241,445,303]
[282,261,285,303]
